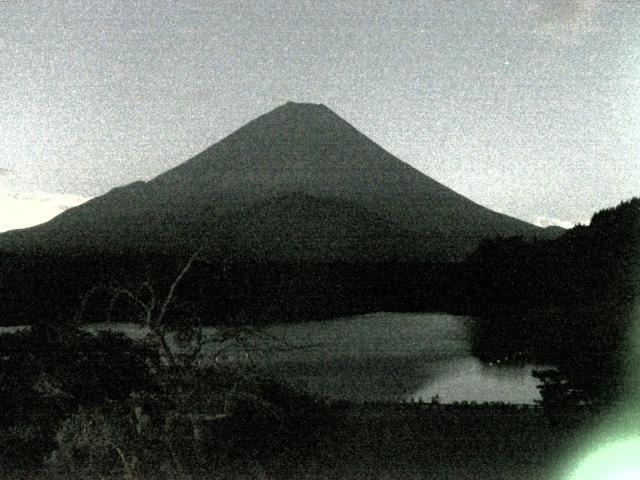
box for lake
[1,313,546,404]
[244,312,546,404]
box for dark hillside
[469,198,640,406]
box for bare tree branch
[156,250,202,329]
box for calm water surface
[2,313,546,404]
[252,312,546,404]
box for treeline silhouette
[468,198,639,406]
[0,254,471,327]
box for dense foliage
[0,320,331,478]
[468,198,639,408]
[0,325,156,469]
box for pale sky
[1,0,639,232]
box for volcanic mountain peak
[281,100,328,110]
[0,102,552,260]
[274,101,336,117]
[146,101,452,209]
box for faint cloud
[0,167,11,176]
[0,190,91,232]
[533,215,588,229]
[528,0,600,46]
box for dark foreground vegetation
[0,322,332,479]
[0,322,586,480]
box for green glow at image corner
[566,300,640,480]
[568,438,640,480]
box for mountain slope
[0,102,547,261]
[211,193,428,262]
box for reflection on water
[0,325,29,335]
[407,357,546,404]
[0,312,546,404]
[255,312,545,404]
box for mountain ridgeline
[0,102,549,261]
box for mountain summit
[0,102,546,260]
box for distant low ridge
[0,102,555,261]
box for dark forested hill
[469,198,640,406]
